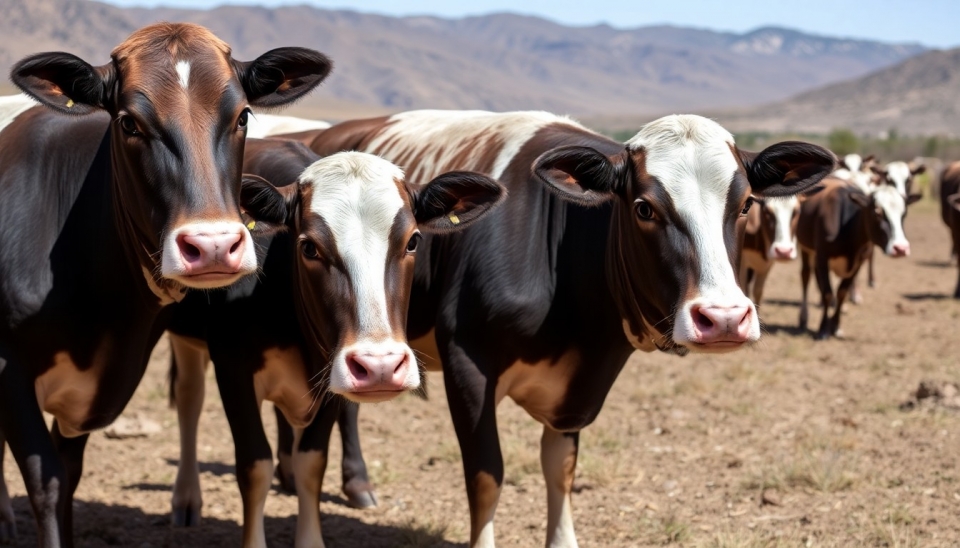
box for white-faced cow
[167,139,503,547]
[739,196,800,304]
[797,177,920,339]
[940,161,960,298]
[0,23,331,546]
[270,109,836,547]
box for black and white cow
[167,138,503,547]
[273,110,836,547]
[0,23,331,546]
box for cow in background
[739,196,800,305]
[940,161,960,298]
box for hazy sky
[99,0,960,48]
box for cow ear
[905,193,923,206]
[534,146,627,206]
[949,193,960,211]
[739,141,835,198]
[235,48,332,109]
[862,155,876,163]
[870,165,887,177]
[10,52,114,115]
[411,171,505,233]
[240,175,298,227]
[848,191,872,209]
[911,164,926,176]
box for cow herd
[0,22,955,548]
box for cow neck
[108,133,187,306]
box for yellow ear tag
[246,220,256,230]
[449,214,460,225]
[65,99,74,108]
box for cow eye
[118,115,141,136]
[634,199,655,221]
[406,232,422,253]
[741,197,755,216]
[302,240,320,259]
[238,109,251,129]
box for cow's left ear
[906,193,923,206]
[11,52,115,115]
[235,48,333,109]
[240,175,299,228]
[739,142,836,198]
[911,164,926,176]
[411,171,505,233]
[534,146,628,206]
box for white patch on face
[244,113,331,139]
[0,94,38,136]
[176,60,190,90]
[884,161,911,197]
[872,185,909,254]
[367,110,586,183]
[300,152,420,396]
[626,115,759,346]
[765,196,799,260]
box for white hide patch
[245,113,331,139]
[176,61,190,90]
[0,94,38,135]
[626,115,759,346]
[765,196,799,260]
[884,161,911,197]
[368,110,586,183]
[872,185,909,255]
[299,152,420,396]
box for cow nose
[345,351,410,393]
[176,230,246,275]
[689,304,753,344]
[891,242,910,257]
[773,244,795,260]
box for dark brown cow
[0,24,331,546]
[739,196,800,304]
[940,161,960,298]
[797,178,920,339]
[274,110,834,547]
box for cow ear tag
[246,220,256,230]
[65,99,74,108]
[449,214,460,225]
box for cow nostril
[179,240,201,261]
[229,238,241,255]
[347,355,369,380]
[393,354,408,375]
[692,307,714,330]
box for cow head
[756,196,800,261]
[534,115,835,354]
[241,152,503,402]
[10,23,332,291]
[871,161,925,198]
[850,185,922,257]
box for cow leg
[444,343,502,548]
[215,368,273,548]
[799,251,813,330]
[0,435,17,543]
[50,421,88,548]
[832,276,855,337]
[290,400,339,548]
[867,246,876,288]
[0,358,65,548]
[170,334,209,527]
[274,406,295,493]
[751,267,770,306]
[813,255,834,340]
[541,428,579,548]
[338,402,377,508]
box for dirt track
[4,200,960,547]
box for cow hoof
[814,331,831,341]
[171,505,202,527]
[343,479,378,509]
[850,293,863,305]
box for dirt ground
[4,200,960,547]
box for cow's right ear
[240,175,298,228]
[848,191,872,209]
[534,146,627,206]
[11,53,114,115]
[235,48,333,109]
[411,171,505,233]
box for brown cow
[739,196,800,304]
[940,161,960,298]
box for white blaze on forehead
[301,151,406,336]
[368,110,586,182]
[626,114,759,344]
[884,161,911,197]
[765,196,799,258]
[872,185,909,254]
[176,60,190,90]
